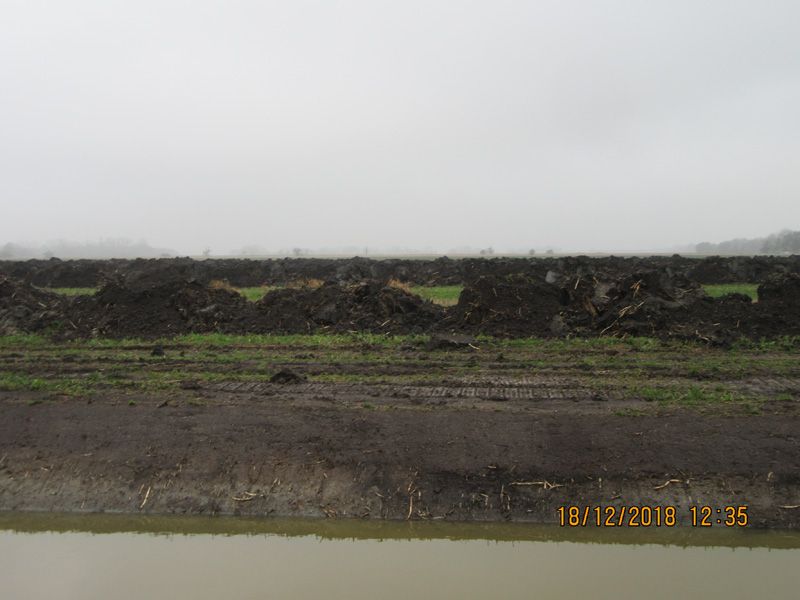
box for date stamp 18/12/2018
[557,505,749,528]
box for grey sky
[1,0,798,255]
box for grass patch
[0,372,53,392]
[1,332,795,415]
[409,286,462,306]
[46,287,96,296]
[702,283,758,301]
[4,333,799,362]
[636,384,750,409]
[237,286,274,302]
[0,334,51,349]
[730,336,800,352]
[0,372,92,396]
[6,333,762,358]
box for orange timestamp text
[557,505,749,527]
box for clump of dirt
[0,277,66,335]
[67,278,256,338]
[270,369,307,384]
[441,274,567,337]
[255,280,444,334]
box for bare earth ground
[1,335,799,528]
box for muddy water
[1,514,799,600]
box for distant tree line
[0,239,174,260]
[696,230,800,255]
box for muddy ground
[1,336,798,528]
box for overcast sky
[1,1,799,255]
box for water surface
[1,514,798,600]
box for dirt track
[1,337,798,527]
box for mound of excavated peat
[566,271,709,337]
[255,280,444,334]
[67,279,256,338]
[1,269,797,341]
[758,273,800,311]
[560,269,800,344]
[440,274,567,337]
[0,277,66,335]
[749,273,800,337]
[562,270,749,344]
[3,254,800,288]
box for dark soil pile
[4,254,800,288]
[685,255,796,284]
[561,269,800,344]
[255,281,444,334]
[751,273,800,337]
[67,279,256,338]
[564,271,709,338]
[110,259,209,291]
[0,277,66,335]
[758,273,800,312]
[1,269,797,341]
[440,274,567,337]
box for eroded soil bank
[1,336,798,528]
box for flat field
[1,333,798,527]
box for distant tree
[292,247,304,257]
[202,248,211,258]
[479,247,494,256]
[528,249,536,256]
[787,232,800,253]
[762,230,800,254]
[696,230,799,255]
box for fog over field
[1,1,799,256]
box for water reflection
[1,513,798,600]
